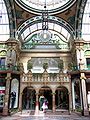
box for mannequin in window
[10,91,16,108]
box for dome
[15,0,76,14]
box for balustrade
[22,72,70,83]
[0,65,19,71]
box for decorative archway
[55,86,69,110]
[39,86,52,110]
[22,86,36,110]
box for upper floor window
[0,57,5,66]
[0,0,10,41]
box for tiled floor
[0,110,90,120]
[0,115,90,120]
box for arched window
[17,16,73,50]
[82,0,90,41]
[0,0,10,41]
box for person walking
[39,94,44,111]
[42,98,48,113]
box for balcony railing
[22,73,70,83]
[0,65,19,71]
[72,66,78,71]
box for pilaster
[3,73,11,116]
[80,73,89,116]
[72,81,75,110]
[35,92,39,115]
[52,92,56,112]
[74,39,85,70]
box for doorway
[55,86,69,110]
[39,86,52,110]
[22,86,36,110]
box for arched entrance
[55,86,69,110]
[74,81,81,109]
[39,86,52,110]
[22,86,36,110]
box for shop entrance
[39,86,52,110]
[22,86,36,110]
[55,86,69,110]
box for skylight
[82,0,90,41]
[15,0,76,14]
[0,0,10,41]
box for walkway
[0,110,90,120]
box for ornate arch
[4,0,17,38]
[75,0,87,38]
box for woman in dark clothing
[39,95,44,111]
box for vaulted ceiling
[15,0,77,28]
[4,0,86,39]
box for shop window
[0,86,5,112]
[86,58,90,69]
[0,79,5,112]
[0,58,5,66]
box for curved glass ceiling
[17,16,74,50]
[15,0,76,14]
[17,16,73,43]
[20,24,70,43]
[0,0,10,41]
[82,0,90,41]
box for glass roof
[17,16,72,50]
[17,16,72,43]
[0,0,9,41]
[82,0,90,41]
[20,22,70,43]
[16,0,76,14]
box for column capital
[80,73,86,80]
[51,92,56,95]
[5,76,11,80]
[5,73,11,80]
[35,92,39,95]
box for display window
[0,87,5,108]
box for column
[69,91,72,114]
[75,39,84,70]
[52,93,56,112]
[72,81,75,110]
[69,74,72,114]
[35,92,39,115]
[76,49,80,69]
[18,74,23,112]
[3,73,11,116]
[79,81,83,110]
[18,89,22,112]
[80,73,89,116]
